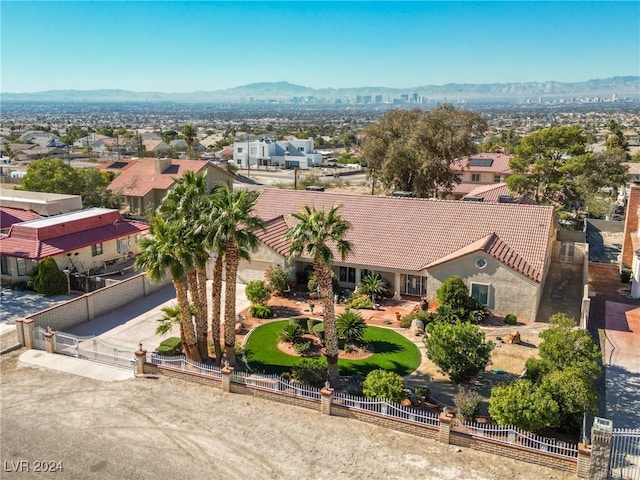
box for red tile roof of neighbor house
[107,158,210,197]
[253,189,555,282]
[451,152,513,174]
[0,208,148,260]
[0,207,41,230]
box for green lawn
[244,320,421,376]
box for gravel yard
[1,349,573,480]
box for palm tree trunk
[223,242,239,367]
[195,265,210,361]
[317,264,339,386]
[209,254,224,364]
[186,269,208,361]
[174,279,201,362]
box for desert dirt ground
[0,349,572,480]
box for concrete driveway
[67,281,250,352]
[603,301,640,428]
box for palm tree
[182,124,196,159]
[212,186,264,367]
[135,216,202,362]
[285,204,352,386]
[156,304,182,336]
[159,171,211,361]
[358,273,387,304]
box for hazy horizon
[1,1,639,94]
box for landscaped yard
[244,320,421,376]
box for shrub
[346,294,374,310]
[436,275,471,311]
[29,257,68,296]
[291,358,328,387]
[357,273,387,302]
[489,380,560,432]
[312,322,325,341]
[245,280,271,305]
[156,337,183,356]
[345,375,365,396]
[415,386,431,401]
[306,318,322,334]
[424,320,494,383]
[362,369,406,403]
[288,316,310,332]
[265,265,292,296]
[293,340,312,356]
[455,388,483,421]
[250,304,273,319]
[504,313,517,325]
[336,309,367,343]
[278,324,303,343]
[468,301,489,324]
[234,342,245,360]
[621,267,632,283]
[400,310,433,329]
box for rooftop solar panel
[468,157,494,167]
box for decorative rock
[234,323,243,334]
[410,319,425,333]
[506,331,521,344]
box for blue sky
[1,1,638,93]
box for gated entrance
[609,428,640,480]
[35,327,136,370]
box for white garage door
[236,260,273,284]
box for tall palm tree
[182,124,196,159]
[159,171,211,361]
[212,186,264,367]
[285,204,352,386]
[135,217,202,362]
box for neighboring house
[15,146,67,161]
[0,188,83,216]
[107,157,235,217]
[18,131,60,146]
[621,185,640,298]
[0,208,148,285]
[142,139,171,154]
[233,138,323,170]
[243,189,557,322]
[445,152,513,200]
[73,134,111,149]
[0,207,41,234]
[460,183,534,204]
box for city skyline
[1,1,639,94]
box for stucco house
[242,189,558,322]
[621,185,640,298]
[233,137,323,170]
[0,208,148,286]
[445,152,513,200]
[107,157,235,217]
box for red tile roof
[0,207,41,230]
[253,189,555,282]
[0,208,148,260]
[107,158,210,197]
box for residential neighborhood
[1,1,639,478]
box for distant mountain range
[2,77,638,103]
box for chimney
[154,157,172,174]
[621,185,640,269]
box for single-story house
[0,208,148,285]
[243,189,558,322]
[107,157,236,217]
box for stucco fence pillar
[221,366,234,393]
[134,345,147,376]
[320,387,334,415]
[21,319,35,349]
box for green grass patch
[244,320,421,376]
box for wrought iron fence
[609,428,640,480]
[453,419,579,459]
[333,391,440,428]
